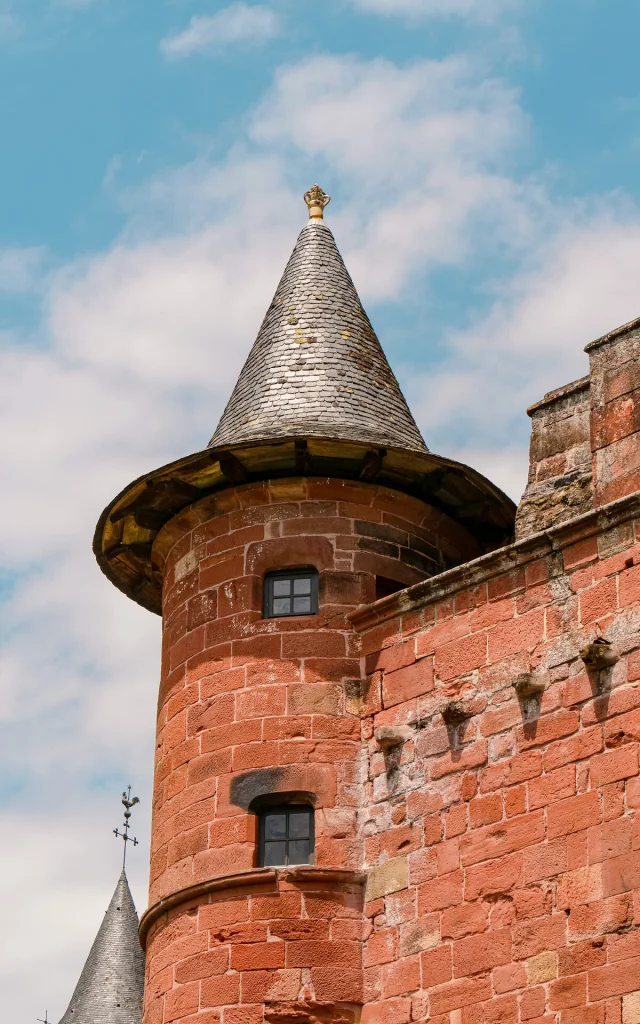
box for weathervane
[113,785,140,869]
[37,1014,50,1024]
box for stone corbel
[513,669,547,723]
[374,725,414,750]
[580,638,619,670]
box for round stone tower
[94,186,515,1024]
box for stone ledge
[348,488,640,633]
[526,374,590,416]
[139,866,365,948]
[584,313,640,352]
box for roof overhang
[93,436,517,615]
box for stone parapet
[587,316,640,507]
[516,376,592,540]
[517,315,640,538]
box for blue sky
[1,1,640,1019]
[2,0,640,256]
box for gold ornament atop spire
[304,184,331,219]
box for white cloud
[252,54,529,297]
[352,0,519,21]
[161,2,280,59]
[408,209,640,501]
[1,808,151,1017]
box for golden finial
[304,184,331,219]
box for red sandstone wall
[142,870,364,1024]
[354,496,640,1023]
[141,381,640,1024]
[143,478,479,1024]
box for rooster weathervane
[113,785,140,869]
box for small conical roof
[59,871,145,1024]
[209,185,427,453]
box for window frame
[257,804,315,868]
[263,568,319,619]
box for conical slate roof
[59,872,145,1024]
[93,185,517,615]
[209,186,427,453]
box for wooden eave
[93,436,517,615]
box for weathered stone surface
[515,376,593,539]
[265,1002,358,1024]
[375,725,414,749]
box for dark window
[258,805,314,867]
[375,575,406,600]
[264,569,318,618]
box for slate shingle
[209,218,428,453]
[59,872,145,1024]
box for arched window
[258,805,314,867]
[263,568,319,618]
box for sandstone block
[623,991,640,1024]
[526,951,557,984]
[365,857,408,902]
